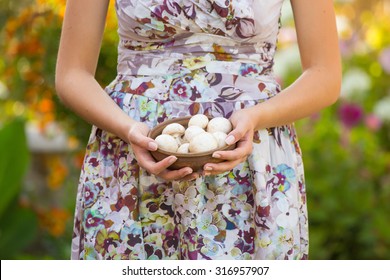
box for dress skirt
[71,63,309,260]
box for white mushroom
[188,114,209,129]
[162,123,186,137]
[212,131,228,148]
[180,136,189,144]
[207,117,232,134]
[175,135,190,146]
[177,143,190,154]
[189,132,218,153]
[154,134,178,153]
[173,136,182,146]
[184,126,205,142]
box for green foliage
[0,118,30,216]
[0,0,31,27]
[0,204,39,259]
[277,0,390,259]
[0,118,39,259]
[297,110,390,259]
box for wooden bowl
[148,116,236,171]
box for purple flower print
[266,164,296,193]
[84,181,99,208]
[84,209,104,229]
[183,3,196,19]
[145,244,163,260]
[171,80,191,98]
[163,235,179,256]
[243,227,256,244]
[236,18,255,38]
[95,229,120,255]
[153,0,182,18]
[212,1,229,18]
[100,138,117,157]
[239,63,261,76]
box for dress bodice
[116,0,284,44]
[114,0,285,79]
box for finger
[147,156,181,175]
[225,126,247,145]
[132,143,177,173]
[128,127,158,151]
[212,145,250,161]
[179,172,200,182]
[158,167,194,181]
[212,134,253,161]
[131,144,158,169]
[203,158,245,176]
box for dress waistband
[116,41,276,79]
[108,40,281,104]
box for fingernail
[225,135,235,145]
[212,153,221,158]
[184,168,193,175]
[148,142,158,151]
[204,166,213,171]
[168,156,177,164]
[204,171,211,176]
[190,174,199,181]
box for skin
[56,0,341,180]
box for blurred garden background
[0,0,389,259]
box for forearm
[248,66,341,130]
[55,70,135,141]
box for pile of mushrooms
[154,114,233,154]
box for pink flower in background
[278,27,297,44]
[310,112,321,122]
[379,47,390,74]
[338,103,364,128]
[338,34,359,58]
[275,75,283,88]
[364,114,382,131]
[339,40,353,57]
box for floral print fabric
[71,0,309,260]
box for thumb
[225,126,246,145]
[127,127,158,151]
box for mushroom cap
[207,117,232,134]
[177,143,190,154]
[184,126,205,142]
[188,114,209,129]
[155,134,179,153]
[174,135,187,146]
[162,123,186,137]
[189,132,218,153]
[212,131,228,148]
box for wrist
[247,101,275,130]
[117,116,137,143]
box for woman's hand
[126,122,199,181]
[202,109,255,176]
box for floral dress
[71,0,309,260]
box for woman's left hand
[202,109,256,176]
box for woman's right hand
[126,122,199,181]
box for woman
[56,0,341,260]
